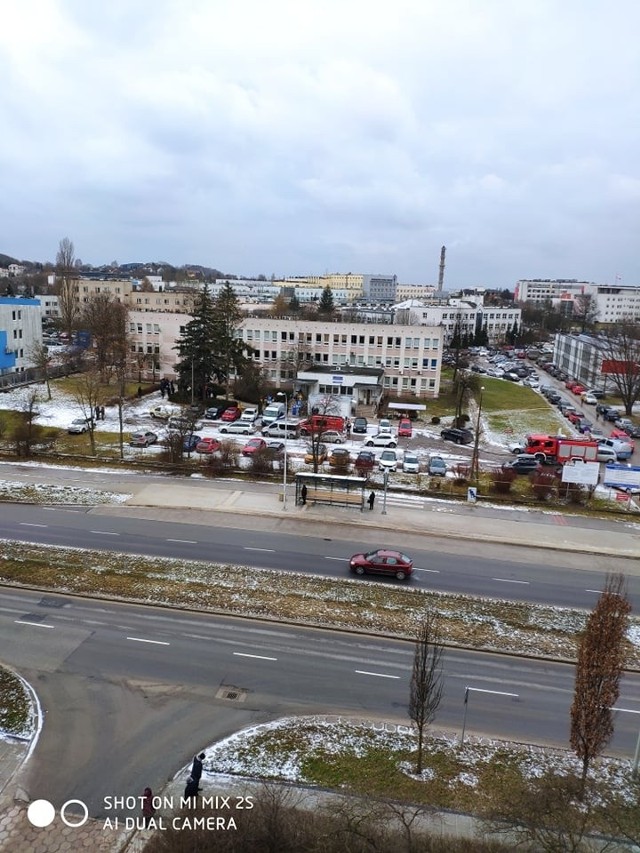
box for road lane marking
[90,530,119,536]
[126,636,170,645]
[413,568,440,574]
[355,670,400,679]
[243,547,275,552]
[19,523,48,528]
[585,589,605,594]
[15,620,54,628]
[325,557,346,561]
[492,578,530,585]
[233,652,278,661]
[166,538,198,544]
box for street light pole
[381,469,389,515]
[278,392,288,510]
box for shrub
[491,467,517,494]
[430,416,441,425]
[531,471,557,501]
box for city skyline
[2,1,639,287]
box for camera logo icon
[27,798,89,828]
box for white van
[261,402,286,426]
[261,420,300,439]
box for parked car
[376,418,393,434]
[623,425,640,439]
[195,437,221,454]
[168,416,204,431]
[610,428,635,452]
[352,417,368,434]
[402,453,420,474]
[320,429,345,444]
[67,417,93,434]
[614,417,635,432]
[364,434,397,448]
[219,421,255,435]
[427,455,447,476]
[596,446,618,463]
[354,450,376,473]
[581,393,598,405]
[503,455,542,475]
[183,434,202,452]
[240,407,260,424]
[577,420,594,434]
[204,400,238,420]
[242,437,267,456]
[604,409,623,423]
[329,447,351,467]
[129,431,158,447]
[221,406,242,422]
[567,411,582,425]
[597,437,633,460]
[305,444,328,464]
[264,441,285,458]
[397,419,413,437]
[378,450,398,472]
[440,427,473,445]
[349,549,413,581]
[149,406,173,420]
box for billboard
[561,461,599,485]
[601,359,639,375]
[602,464,640,490]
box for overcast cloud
[1,0,639,287]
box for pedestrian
[170,381,175,396]
[137,386,143,399]
[346,421,352,438]
[301,484,308,506]
[191,752,206,783]
[95,404,100,421]
[368,491,375,511]
[100,405,106,420]
[141,787,155,828]
[184,775,200,804]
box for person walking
[368,491,375,511]
[301,484,308,506]
[184,775,200,804]
[141,787,155,828]
[191,752,206,784]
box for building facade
[392,298,522,345]
[0,297,43,374]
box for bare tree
[570,572,631,795]
[598,322,640,415]
[70,369,102,456]
[409,611,444,774]
[28,341,53,400]
[55,237,79,339]
[304,394,342,474]
[573,293,599,333]
[10,389,53,457]
[452,369,481,425]
[80,293,129,383]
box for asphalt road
[1,501,639,611]
[1,587,639,818]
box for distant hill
[0,253,20,267]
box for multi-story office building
[392,298,522,345]
[0,297,42,375]
[515,279,640,324]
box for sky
[1,0,640,288]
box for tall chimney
[437,245,446,293]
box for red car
[611,428,635,452]
[398,419,412,437]
[567,411,583,425]
[349,549,413,581]
[221,406,242,422]
[242,437,267,456]
[354,450,376,473]
[195,437,221,454]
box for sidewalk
[124,481,640,560]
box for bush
[430,416,441,425]
[531,471,557,501]
[491,467,517,494]
[205,440,238,476]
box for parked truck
[523,434,598,464]
[299,414,346,436]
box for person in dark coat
[184,776,200,804]
[368,491,375,511]
[301,484,308,506]
[141,787,155,827]
[191,752,205,783]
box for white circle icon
[27,799,55,827]
[60,799,89,827]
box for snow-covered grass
[0,479,131,505]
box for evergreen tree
[288,293,300,313]
[173,286,220,402]
[214,282,255,397]
[318,285,335,316]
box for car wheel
[389,442,396,448]
[335,438,342,443]
[355,566,365,575]
[365,441,374,447]
[395,571,406,580]
[456,438,462,445]
[220,428,227,433]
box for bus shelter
[295,472,368,511]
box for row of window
[130,344,161,355]
[130,323,161,334]
[243,330,439,348]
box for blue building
[0,297,43,376]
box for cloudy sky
[1,0,639,287]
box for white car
[402,453,420,473]
[364,434,397,448]
[581,393,598,405]
[67,417,93,434]
[219,421,256,435]
[378,450,398,472]
[240,407,260,423]
[377,419,392,434]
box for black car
[595,402,611,416]
[352,416,368,434]
[440,427,473,445]
[503,455,541,475]
[204,400,238,420]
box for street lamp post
[277,392,288,510]
[470,386,484,483]
[611,705,640,778]
[381,469,389,515]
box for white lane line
[19,523,48,528]
[355,670,400,679]
[90,530,119,536]
[166,538,198,544]
[413,568,440,574]
[325,557,346,562]
[15,620,54,629]
[243,547,275,552]
[126,636,170,646]
[233,652,278,661]
[492,578,530,585]
[586,589,605,594]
